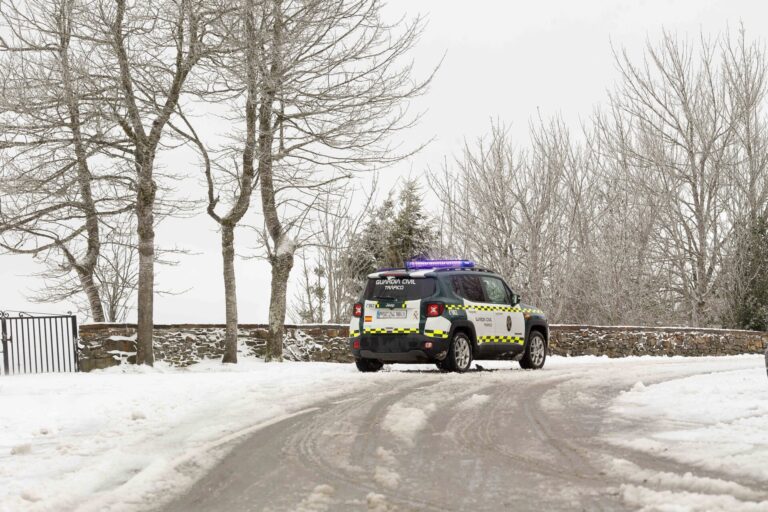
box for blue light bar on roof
[405,259,475,270]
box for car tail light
[353,303,363,317]
[426,303,444,317]
[353,340,361,349]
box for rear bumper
[351,334,449,363]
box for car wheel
[519,331,547,370]
[355,358,383,373]
[446,332,473,372]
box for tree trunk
[221,224,238,363]
[59,11,106,324]
[77,269,106,323]
[265,251,294,362]
[135,159,156,366]
[256,0,284,360]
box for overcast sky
[1,0,766,323]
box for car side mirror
[511,293,520,305]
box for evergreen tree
[724,218,768,331]
[386,179,435,267]
[343,179,436,298]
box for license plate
[376,310,407,319]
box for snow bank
[608,363,768,510]
[0,360,382,512]
[621,485,768,512]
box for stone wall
[78,323,353,372]
[77,322,768,371]
[548,325,768,358]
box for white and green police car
[349,260,549,372]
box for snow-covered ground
[1,355,766,512]
[0,360,391,512]
[608,361,768,511]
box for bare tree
[610,33,735,326]
[722,27,768,225]
[431,119,571,311]
[289,251,326,324]
[79,0,222,364]
[231,0,433,361]
[0,0,133,321]
[20,213,139,322]
[719,28,768,327]
[314,181,377,323]
[94,214,140,322]
[576,111,671,325]
[174,0,261,364]
[174,0,429,363]
[288,179,380,324]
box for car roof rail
[431,267,495,274]
[373,266,497,274]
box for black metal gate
[0,312,79,375]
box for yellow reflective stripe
[350,330,360,337]
[363,328,419,335]
[424,329,449,339]
[477,335,525,344]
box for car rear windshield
[363,276,436,301]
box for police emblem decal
[506,316,512,331]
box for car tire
[445,332,473,372]
[355,358,383,373]
[519,331,547,370]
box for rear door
[362,276,435,335]
[480,276,524,345]
[450,274,495,340]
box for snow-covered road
[1,355,766,511]
[163,356,767,512]
[0,361,379,512]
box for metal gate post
[70,315,80,372]
[1,314,9,375]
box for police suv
[349,260,549,372]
